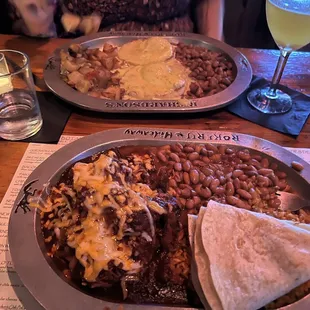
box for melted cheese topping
[63,152,166,282]
[131,183,157,198]
[117,59,190,100]
[73,154,114,191]
[118,37,173,65]
[68,213,140,282]
[115,37,194,100]
[37,153,168,283]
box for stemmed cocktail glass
[247,0,310,114]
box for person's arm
[9,0,100,37]
[196,0,225,41]
[10,0,57,37]
[61,13,101,35]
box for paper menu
[58,135,83,145]
[0,136,82,310]
[0,137,309,310]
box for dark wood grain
[1,35,310,201]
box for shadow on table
[70,103,226,121]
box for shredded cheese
[39,151,167,283]
[68,212,140,282]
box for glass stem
[266,49,291,99]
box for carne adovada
[35,143,310,308]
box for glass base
[0,91,43,141]
[247,87,293,114]
[0,118,42,141]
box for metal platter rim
[43,31,252,113]
[8,127,310,310]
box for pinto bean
[182,160,191,172]
[291,161,304,171]
[170,153,180,163]
[157,150,167,163]
[174,162,182,171]
[190,169,200,184]
[258,168,274,176]
[232,170,243,178]
[183,172,190,185]
[181,188,191,198]
[188,152,200,161]
[226,182,235,196]
[168,179,177,188]
[237,189,252,200]
[200,187,212,199]
[261,158,269,168]
[186,199,195,209]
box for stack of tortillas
[188,200,310,310]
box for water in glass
[0,90,42,140]
[0,50,43,140]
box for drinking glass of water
[0,50,43,140]
[247,0,310,114]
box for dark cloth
[224,0,276,49]
[63,0,191,26]
[8,0,194,37]
[0,0,13,34]
[223,0,310,51]
[227,76,310,136]
[61,0,194,34]
[100,15,194,32]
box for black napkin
[1,92,72,144]
[227,76,310,136]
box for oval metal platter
[43,31,252,113]
[9,128,310,310]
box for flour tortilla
[188,214,197,248]
[201,201,310,310]
[188,214,210,310]
[193,207,223,310]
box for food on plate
[188,214,210,309]
[60,37,235,100]
[291,160,304,171]
[117,37,173,65]
[60,42,123,99]
[192,207,222,310]
[34,143,310,307]
[40,148,192,305]
[175,43,234,98]
[116,58,190,100]
[189,201,310,310]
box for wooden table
[0,34,310,202]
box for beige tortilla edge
[188,214,211,310]
[194,207,223,310]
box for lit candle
[0,53,13,94]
